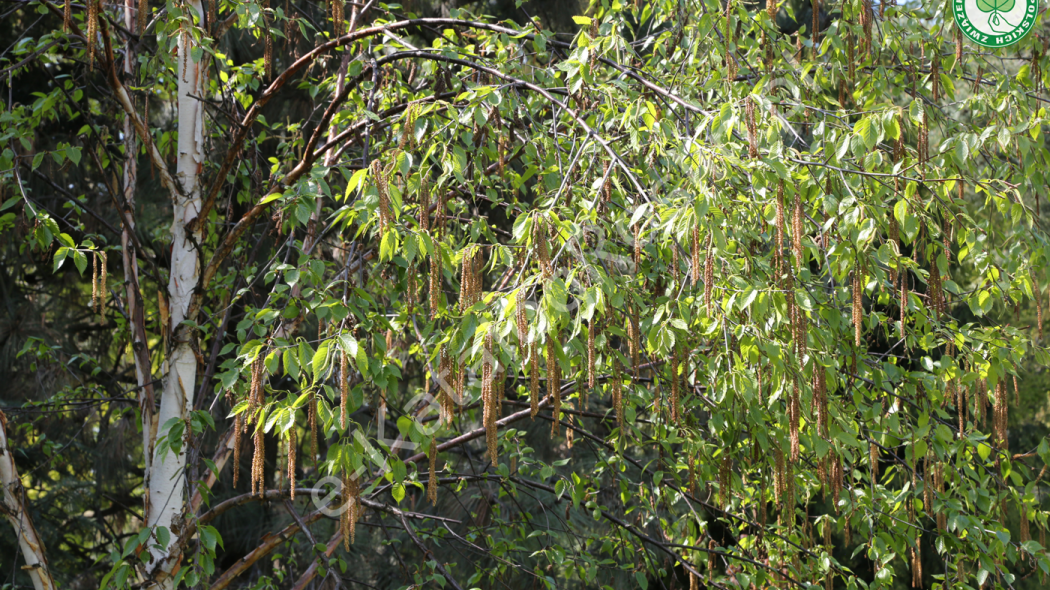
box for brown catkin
[419,175,430,232]
[602,161,612,204]
[233,414,242,487]
[252,426,264,496]
[853,267,863,346]
[719,455,731,509]
[792,192,804,270]
[547,336,561,436]
[911,543,922,587]
[931,53,941,102]
[516,290,528,355]
[87,0,98,71]
[308,391,318,465]
[774,183,786,280]
[483,331,497,462]
[91,251,98,311]
[774,447,785,503]
[704,234,714,314]
[529,341,540,417]
[99,252,107,315]
[340,351,349,429]
[427,438,438,505]
[400,105,415,150]
[64,0,72,32]
[342,471,359,547]
[287,427,296,499]
[587,319,596,389]
[996,379,1008,449]
[264,22,273,78]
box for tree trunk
[0,411,57,590]
[122,0,157,521]
[146,1,204,584]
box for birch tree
[3,0,1050,589]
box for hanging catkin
[547,335,561,436]
[719,455,731,509]
[340,350,349,429]
[419,175,430,232]
[792,192,804,269]
[332,0,344,36]
[64,0,72,32]
[427,438,438,505]
[900,270,908,339]
[287,427,297,499]
[853,267,863,346]
[400,105,416,150]
[587,319,596,389]
[612,359,624,432]
[87,0,99,70]
[516,290,528,356]
[233,414,242,487]
[482,330,497,462]
[91,251,98,311]
[911,543,922,587]
[774,447,785,502]
[251,426,265,496]
[263,8,273,78]
[529,341,540,417]
[342,471,359,548]
[704,234,714,314]
[994,379,1008,449]
[745,96,759,158]
[248,354,264,421]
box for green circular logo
[954,0,1038,47]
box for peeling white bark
[146,1,204,585]
[0,411,57,590]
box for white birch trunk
[146,1,204,584]
[0,411,57,590]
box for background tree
[2,0,1050,589]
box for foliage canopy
[2,0,1050,589]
